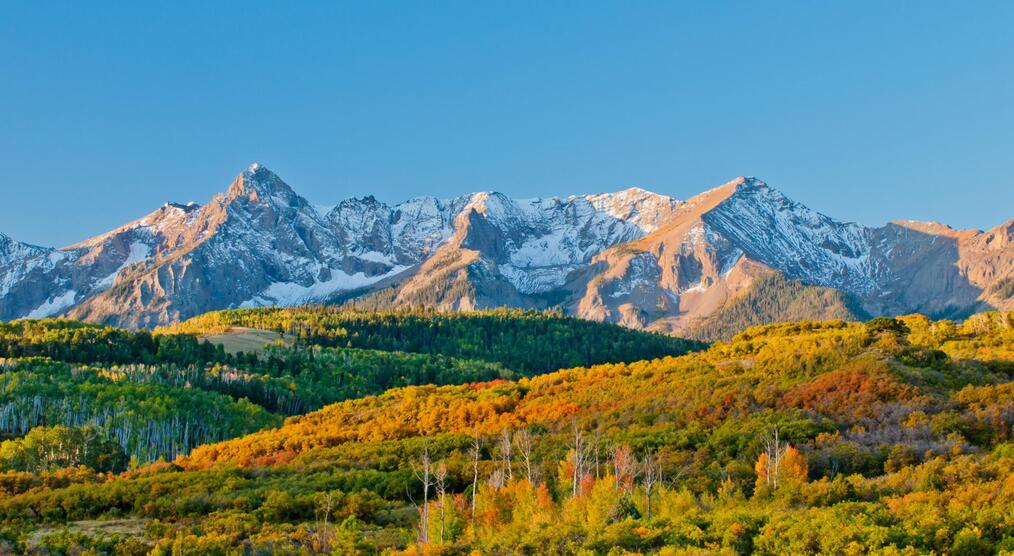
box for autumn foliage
[0,312,1011,553]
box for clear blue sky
[2,1,1012,247]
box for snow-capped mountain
[2,164,1012,333]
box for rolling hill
[0,311,1008,553]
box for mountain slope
[681,272,865,341]
[561,177,878,333]
[2,165,1013,330]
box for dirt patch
[203,326,293,355]
[30,518,150,545]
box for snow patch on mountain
[461,191,676,293]
[26,290,77,318]
[239,265,410,308]
[500,265,576,295]
[583,187,682,232]
[95,241,152,290]
[607,253,661,298]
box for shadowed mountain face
[1,165,1012,332]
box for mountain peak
[710,176,786,207]
[162,201,201,212]
[465,191,514,216]
[227,163,297,200]
[0,232,50,262]
[240,162,278,182]
[580,187,682,233]
[617,186,651,195]
[594,186,675,202]
[735,176,766,187]
[690,176,765,200]
[329,195,391,220]
[713,176,768,197]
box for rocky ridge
[2,165,1012,334]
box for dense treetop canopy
[164,307,706,374]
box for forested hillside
[0,310,699,467]
[682,273,865,341]
[166,307,704,375]
[0,312,1009,553]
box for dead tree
[469,435,482,522]
[411,438,435,544]
[570,420,587,498]
[435,462,448,544]
[513,428,536,484]
[498,428,513,482]
[488,467,506,490]
[761,427,786,489]
[612,444,638,494]
[640,451,661,521]
[314,491,336,551]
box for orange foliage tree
[755,444,808,494]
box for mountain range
[2,163,1012,336]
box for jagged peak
[398,195,443,205]
[227,163,297,199]
[700,176,804,210]
[687,176,762,202]
[64,197,209,252]
[0,232,19,254]
[664,176,861,242]
[609,186,654,196]
[328,195,392,219]
[586,186,679,204]
[392,195,466,219]
[0,232,51,257]
[337,194,387,207]
[734,176,767,188]
[467,190,510,201]
[162,201,201,212]
[465,191,513,214]
[704,177,857,231]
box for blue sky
[2,1,1012,247]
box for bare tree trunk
[612,444,637,494]
[571,420,585,498]
[413,437,434,544]
[470,435,481,522]
[513,429,535,484]
[315,492,334,552]
[762,427,785,490]
[499,428,513,482]
[641,451,660,522]
[435,462,448,544]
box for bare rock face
[2,165,1013,331]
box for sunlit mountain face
[2,164,1012,334]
